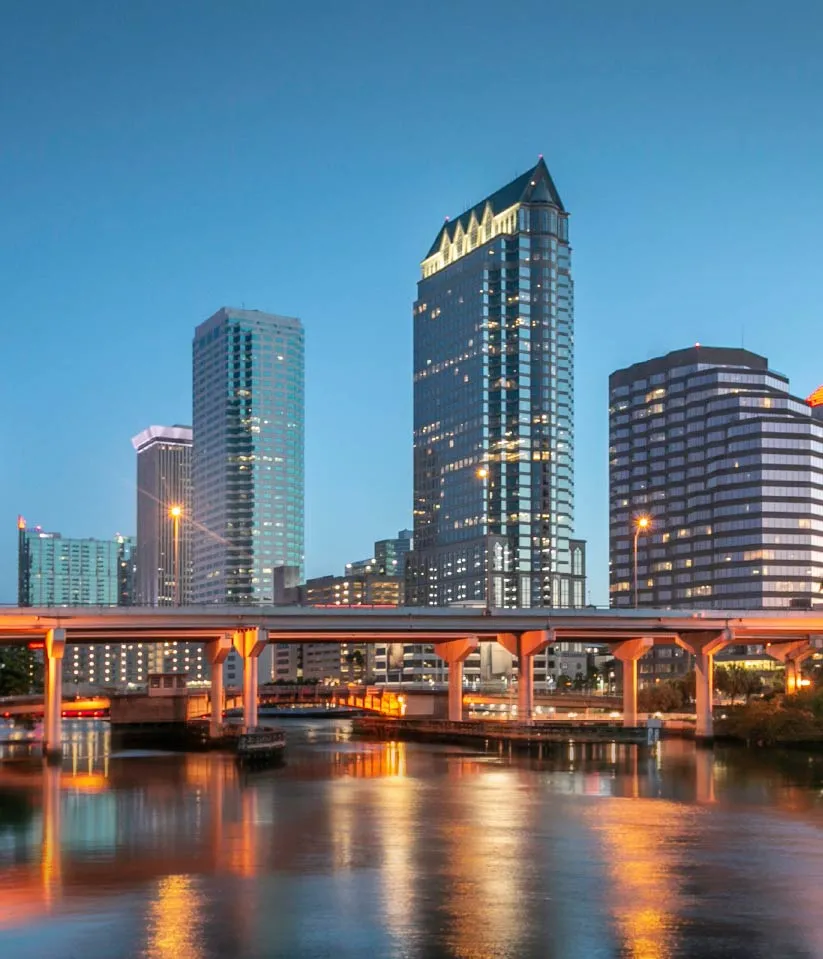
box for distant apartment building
[132,424,205,681]
[17,519,142,688]
[192,307,305,688]
[609,346,823,681]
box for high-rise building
[193,307,304,688]
[131,425,205,680]
[402,159,586,687]
[609,346,823,679]
[375,529,413,577]
[192,307,305,605]
[132,425,193,606]
[406,158,584,611]
[17,519,144,688]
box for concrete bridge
[1,605,821,754]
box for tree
[0,647,41,696]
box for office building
[132,425,193,606]
[131,425,204,681]
[192,307,305,603]
[375,529,413,577]
[402,158,587,685]
[609,346,823,680]
[17,519,144,688]
[193,307,304,686]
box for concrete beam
[233,628,267,731]
[43,628,66,762]
[434,638,478,722]
[206,633,233,738]
[675,630,732,741]
[612,637,653,727]
[498,630,552,722]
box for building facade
[132,425,193,606]
[17,520,143,688]
[272,570,404,683]
[609,346,823,680]
[192,307,305,604]
[193,307,304,687]
[402,159,586,687]
[131,425,205,680]
[375,529,413,577]
[406,158,583,611]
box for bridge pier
[497,630,551,722]
[434,638,478,722]
[43,628,66,762]
[768,639,814,695]
[207,633,233,738]
[611,638,653,727]
[676,630,731,742]
[233,628,267,731]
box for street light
[476,466,492,607]
[633,515,651,609]
[169,505,183,607]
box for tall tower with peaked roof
[405,159,586,682]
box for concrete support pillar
[768,640,813,695]
[497,630,551,722]
[611,638,653,727]
[434,638,478,722]
[676,630,731,742]
[233,628,267,732]
[43,629,66,762]
[206,633,233,738]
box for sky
[1,0,823,605]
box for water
[3,720,823,958]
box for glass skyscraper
[609,346,823,611]
[406,159,585,611]
[403,159,586,688]
[192,307,305,607]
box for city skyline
[4,3,823,605]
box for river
[2,719,823,958]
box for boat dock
[353,716,658,753]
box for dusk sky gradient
[2,1,822,604]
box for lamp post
[169,505,182,607]
[633,515,651,609]
[477,466,492,607]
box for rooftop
[424,157,564,258]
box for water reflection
[2,722,823,957]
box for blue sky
[1,0,822,604]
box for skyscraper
[132,425,205,680]
[609,346,823,611]
[17,519,144,687]
[132,425,193,607]
[406,158,585,611]
[192,307,305,605]
[402,159,587,689]
[192,307,304,688]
